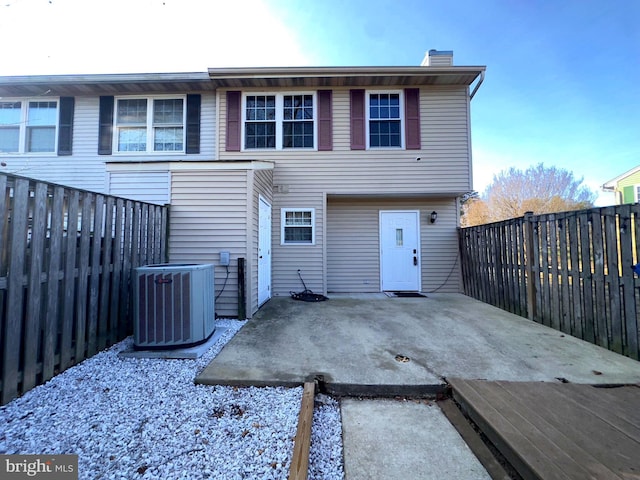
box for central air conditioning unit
[133,263,215,349]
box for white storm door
[379,211,421,291]
[258,196,272,305]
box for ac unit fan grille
[137,272,192,345]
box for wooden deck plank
[450,379,640,480]
[451,378,576,480]
[468,380,618,480]
[551,384,640,434]
[492,381,632,478]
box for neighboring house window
[281,208,315,245]
[0,99,58,153]
[243,93,316,150]
[115,96,185,153]
[635,185,640,203]
[367,91,403,148]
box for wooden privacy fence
[459,205,640,361]
[0,173,168,405]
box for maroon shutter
[404,88,421,150]
[317,90,333,151]
[226,91,241,152]
[350,89,365,150]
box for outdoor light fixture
[430,211,438,223]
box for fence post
[237,257,246,319]
[523,212,537,321]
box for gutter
[469,70,484,100]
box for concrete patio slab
[196,293,640,395]
[340,398,490,480]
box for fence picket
[23,182,48,392]
[619,204,638,359]
[2,179,29,404]
[99,197,115,351]
[548,214,560,330]
[43,186,65,382]
[558,214,571,334]
[590,210,607,348]
[60,190,79,371]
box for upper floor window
[243,93,315,150]
[0,100,58,153]
[115,97,185,153]
[367,91,403,148]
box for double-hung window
[115,97,185,153]
[0,100,58,153]
[244,93,315,150]
[367,91,403,148]
[281,208,315,245]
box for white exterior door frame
[379,210,421,291]
[258,195,272,306]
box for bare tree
[461,163,596,226]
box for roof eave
[207,66,486,89]
[0,72,214,96]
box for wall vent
[133,263,215,349]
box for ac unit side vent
[134,263,215,349]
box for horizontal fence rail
[459,205,640,361]
[0,173,168,405]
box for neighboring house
[0,50,485,318]
[602,165,640,205]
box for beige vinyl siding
[418,199,461,293]
[217,85,470,296]
[169,170,249,318]
[108,171,169,205]
[248,169,274,313]
[217,86,471,194]
[327,197,460,293]
[327,198,380,292]
[272,190,325,296]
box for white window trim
[113,95,186,155]
[634,184,640,203]
[281,207,316,245]
[0,98,59,155]
[241,92,317,151]
[365,89,404,150]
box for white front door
[379,211,421,291]
[258,196,272,306]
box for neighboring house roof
[602,164,640,190]
[0,72,214,96]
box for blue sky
[1,0,638,205]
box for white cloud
[0,0,312,75]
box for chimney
[421,49,454,66]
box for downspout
[470,70,484,100]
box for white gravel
[0,320,345,480]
